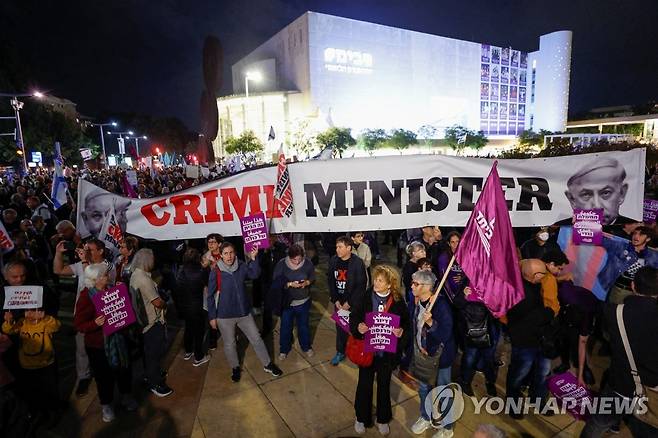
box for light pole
[106,130,134,163]
[244,71,262,98]
[127,135,147,157]
[0,91,45,172]
[90,121,117,169]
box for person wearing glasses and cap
[408,269,456,438]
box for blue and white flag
[51,142,68,209]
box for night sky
[2,0,657,131]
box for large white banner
[76,149,646,240]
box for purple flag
[455,161,524,317]
[121,175,138,198]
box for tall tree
[417,124,438,147]
[444,125,488,154]
[387,128,417,153]
[359,128,389,155]
[224,130,264,162]
[316,127,356,158]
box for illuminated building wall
[217,12,572,159]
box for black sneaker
[231,367,241,382]
[461,382,475,397]
[486,382,498,397]
[75,378,92,397]
[150,383,173,398]
[263,362,283,377]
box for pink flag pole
[427,254,455,312]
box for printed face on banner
[500,85,508,101]
[510,68,518,85]
[240,212,270,252]
[501,47,510,65]
[91,284,136,336]
[364,311,400,353]
[564,159,630,225]
[520,52,528,68]
[501,66,509,84]
[480,102,489,119]
[499,103,508,120]
[480,63,490,81]
[519,70,527,86]
[79,189,131,239]
[480,83,489,99]
[519,87,526,103]
[511,50,520,67]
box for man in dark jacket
[505,258,555,419]
[327,236,366,366]
[581,266,658,437]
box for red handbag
[346,295,393,367]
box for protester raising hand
[94,315,105,326]
[358,322,369,334]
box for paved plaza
[41,244,631,438]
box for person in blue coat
[408,270,457,438]
[207,241,283,382]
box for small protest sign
[91,284,136,336]
[3,286,43,309]
[364,311,400,353]
[240,212,270,252]
[331,309,351,334]
[572,209,603,245]
[547,372,593,420]
[643,199,658,224]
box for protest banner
[644,199,658,224]
[126,170,138,187]
[91,283,136,336]
[3,286,43,309]
[98,206,124,256]
[75,149,646,239]
[572,209,603,245]
[0,221,15,253]
[548,372,593,420]
[240,212,269,252]
[185,165,199,179]
[364,311,400,353]
[331,309,351,334]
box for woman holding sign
[74,263,137,423]
[350,264,409,436]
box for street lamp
[244,71,262,98]
[0,91,45,172]
[126,135,147,157]
[106,130,135,162]
[90,121,117,169]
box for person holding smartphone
[273,244,316,359]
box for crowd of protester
[0,163,657,438]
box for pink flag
[121,175,138,199]
[455,161,524,317]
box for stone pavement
[47,243,633,438]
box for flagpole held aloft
[427,254,455,313]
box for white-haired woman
[129,248,172,397]
[74,263,136,423]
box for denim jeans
[418,366,453,430]
[280,299,312,354]
[505,346,551,402]
[461,322,500,385]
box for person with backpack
[580,266,658,437]
[207,242,283,382]
[129,248,173,398]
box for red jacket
[74,288,104,349]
